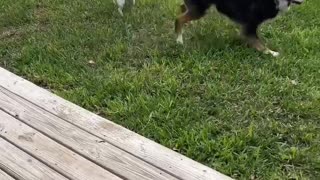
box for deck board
[0,67,232,180]
[0,110,121,180]
[0,86,176,180]
[0,136,67,180]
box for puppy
[114,0,135,16]
[175,0,304,57]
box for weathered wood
[0,87,176,180]
[0,67,232,180]
[0,169,15,180]
[0,110,122,180]
[0,137,67,180]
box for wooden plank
[0,67,232,180]
[0,137,67,180]
[0,87,176,180]
[0,110,122,180]
[0,169,15,180]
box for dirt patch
[0,3,49,41]
[34,3,49,26]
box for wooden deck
[0,67,232,180]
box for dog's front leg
[246,37,280,57]
[116,0,125,16]
[242,25,279,57]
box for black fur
[176,0,303,55]
[184,0,280,37]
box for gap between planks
[0,168,15,180]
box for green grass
[1,0,319,179]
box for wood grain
[0,110,122,180]
[0,169,15,180]
[0,137,67,180]
[0,67,232,180]
[0,87,176,180]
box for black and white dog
[175,0,304,57]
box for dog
[113,0,135,16]
[175,0,304,57]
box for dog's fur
[175,0,303,57]
[114,0,135,16]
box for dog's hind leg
[242,24,279,57]
[175,2,209,44]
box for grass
[0,0,319,179]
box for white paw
[118,8,124,16]
[176,34,184,44]
[264,49,280,57]
[269,50,280,57]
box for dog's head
[277,0,304,12]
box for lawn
[0,0,319,179]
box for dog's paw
[270,51,280,57]
[118,8,124,16]
[264,49,280,57]
[176,34,184,44]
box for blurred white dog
[113,0,135,16]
